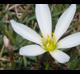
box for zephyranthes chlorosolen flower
[10,4,80,63]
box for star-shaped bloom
[10,4,80,63]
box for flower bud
[3,35,10,48]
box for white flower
[10,4,80,64]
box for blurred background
[0,4,80,70]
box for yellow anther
[41,33,57,52]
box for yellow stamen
[41,33,57,52]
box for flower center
[42,33,57,52]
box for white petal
[35,4,52,38]
[19,45,46,56]
[58,32,80,49]
[10,20,42,45]
[50,50,70,63]
[54,4,76,41]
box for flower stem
[0,45,4,57]
[23,56,27,68]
